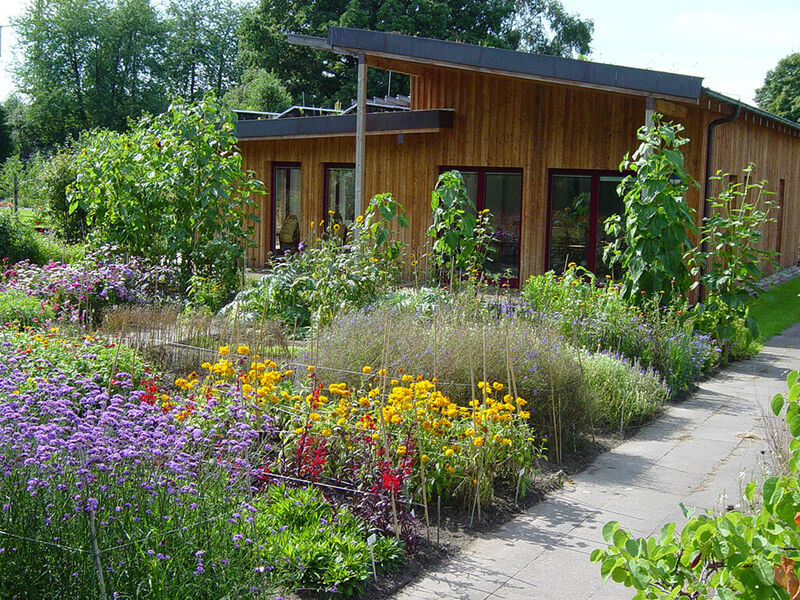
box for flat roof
[235,108,454,140]
[290,27,704,102]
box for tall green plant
[69,96,264,296]
[427,170,494,288]
[687,164,778,343]
[604,116,698,305]
[592,370,800,599]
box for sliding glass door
[548,171,625,276]
[441,167,523,286]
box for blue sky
[0,0,798,104]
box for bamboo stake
[437,495,441,544]
[548,361,561,465]
[89,510,108,600]
[106,326,126,394]
[432,312,438,391]
[379,315,400,540]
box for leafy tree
[13,0,166,147]
[756,53,800,124]
[69,96,265,296]
[603,115,698,305]
[222,68,293,113]
[163,0,244,101]
[0,105,13,164]
[238,0,593,107]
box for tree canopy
[12,0,246,150]
[755,53,800,124]
[237,0,594,107]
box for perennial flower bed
[0,247,179,324]
[0,327,407,599]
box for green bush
[521,265,720,397]
[581,351,669,430]
[0,210,83,266]
[0,290,53,326]
[0,211,44,264]
[40,142,87,242]
[69,96,264,301]
[226,194,408,328]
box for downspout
[699,101,740,301]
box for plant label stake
[367,533,377,579]
[515,467,526,506]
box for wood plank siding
[239,57,800,280]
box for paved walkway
[395,323,800,600]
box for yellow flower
[294,427,304,435]
[473,437,484,447]
[356,215,364,224]
[310,220,315,228]
[219,346,230,356]
[328,210,335,215]
[396,445,407,456]
[201,361,211,370]
[333,223,341,231]
[445,448,454,457]
[421,454,429,463]
[362,366,372,374]
[519,411,531,419]
[236,345,250,355]
[492,382,504,391]
[322,428,332,436]
[309,412,321,421]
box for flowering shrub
[581,351,669,430]
[0,246,179,323]
[522,265,719,397]
[1,325,146,385]
[313,302,585,451]
[226,196,407,329]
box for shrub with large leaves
[592,370,800,599]
[604,115,697,305]
[69,96,264,297]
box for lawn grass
[749,275,800,341]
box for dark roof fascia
[703,88,800,133]
[314,27,703,102]
[235,108,454,140]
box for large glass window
[440,167,523,284]
[273,164,301,253]
[325,165,356,227]
[548,171,625,276]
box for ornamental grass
[311,302,586,454]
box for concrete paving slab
[393,323,800,600]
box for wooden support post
[355,53,367,218]
[644,96,655,128]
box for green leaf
[773,393,786,416]
[628,559,651,590]
[602,521,620,543]
[659,522,675,545]
[789,370,799,389]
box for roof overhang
[235,108,454,141]
[290,27,704,103]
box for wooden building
[236,27,800,285]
